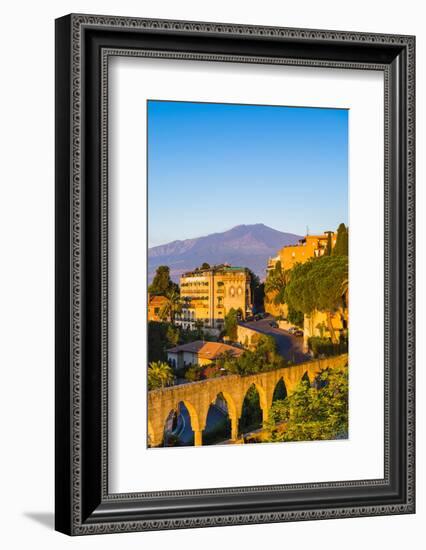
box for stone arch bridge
[148,354,348,447]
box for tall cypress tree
[333,223,348,256]
[325,231,333,256]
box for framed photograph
[55,14,415,535]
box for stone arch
[217,390,240,441]
[201,391,236,444]
[252,382,269,423]
[272,377,288,403]
[218,390,238,421]
[180,399,201,433]
[239,382,267,434]
[301,371,311,386]
[162,399,201,447]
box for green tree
[333,223,349,256]
[287,305,304,328]
[148,361,174,390]
[147,321,169,363]
[264,367,348,442]
[221,334,284,376]
[247,269,265,312]
[265,260,287,305]
[159,288,183,323]
[283,260,317,315]
[224,308,238,341]
[166,324,180,347]
[285,255,348,342]
[200,262,211,270]
[239,385,263,432]
[148,265,178,295]
[184,364,203,382]
[215,350,239,372]
[325,231,333,256]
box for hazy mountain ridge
[148,224,301,282]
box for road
[241,315,310,363]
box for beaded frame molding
[55,14,415,535]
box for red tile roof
[167,340,243,360]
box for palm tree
[148,361,174,390]
[159,288,183,324]
[265,261,287,305]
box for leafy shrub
[264,367,348,442]
[184,365,204,382]
[308,336,348,357]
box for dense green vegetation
[264,367,348,442]
[308,335,348,358]
[148,321,215,364]
[239,385,263,433]
[184,364,204,382]
[216,334,285,376]
[148,265,179,295]
[147,361,174,390]
[287,305,304,328]
[158,288,183,323]
[247,269,265,313]
[147,321,171,363]
[284,255,348,343]
[223,308,239,341]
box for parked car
[254,313,262,321]
[288,326,297,334]
[294,329,304,337]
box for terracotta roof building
[167,340,243,370]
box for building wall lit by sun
[175,265,252,334]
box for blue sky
[147,100,348,247]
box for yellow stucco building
[267,232,337,274]
[175,265,252,334]
[265,232,337,317]
[265,231,348,349]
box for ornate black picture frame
[55,14,415,535]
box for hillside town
[147,223,349,447]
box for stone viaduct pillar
[230,415,239,441]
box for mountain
[148,224,302,282]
